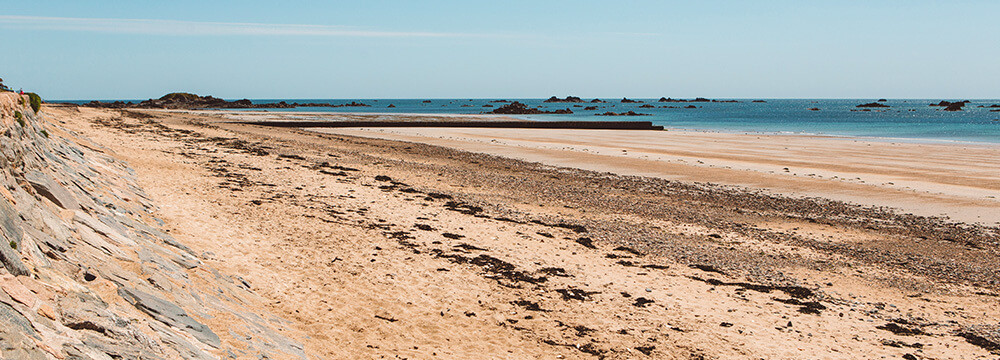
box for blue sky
[2,1,998,100]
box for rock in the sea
[584,106,598,110]
[590,99,606,103]
[543,96,585,103]
[856,102,890,108]
[489,102,573,115]
[595,111,650,116]
[620,98,643,103]
[930,100,970,111]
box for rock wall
[0,92,305,359]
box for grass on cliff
[14,110,25,127]
[27,92,41,113]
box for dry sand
[46,106,1000,359]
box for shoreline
[178,109,1000,145]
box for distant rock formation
[83,93,370,110]
[543,96,585,103]
[877,99,888,102]
[595,111,650,116]
[658,97,737,103]
[752,100,767,103]
[590,99,606,103]
[856,102,890,108]
[620,98,643,103]
[584,106,598,110]
[930,100,970,111]
[638,104,655,108]
[489,101,573,114]
[809,107,821,111]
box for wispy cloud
[0,15,469,38]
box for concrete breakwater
[0,92,305,359]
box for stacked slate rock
[0,92,306,359]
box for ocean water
[64,98,1000,143]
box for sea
[62,98,1000,144]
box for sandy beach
[314,125,1000,225]
[27,105,995,359]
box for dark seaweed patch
[876,323,926,336]
[633,297,655,307]
[555,288,600,301]
[613,246,643,256]
[575,237,596,249]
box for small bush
[8,240,15,249]
[27,93,41,113]
[40,129,49,138]
[14,110,25,126]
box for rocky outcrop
[595,111,650,116]
[543,96,585,103]
[620,98,642,103]
[84,93,369,110]
[931,100,970,111]
[659,97,737,103]
[0,92,306,359]
[856,102,890,108]
[488,102,573,115]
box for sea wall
[0,92,305,359]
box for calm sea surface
[63,98,1000,143]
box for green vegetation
[27,92,41,113]
[8,240,16,249]
[0,77,10,92]
[40,129,49,138]
[14,110,24,126]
